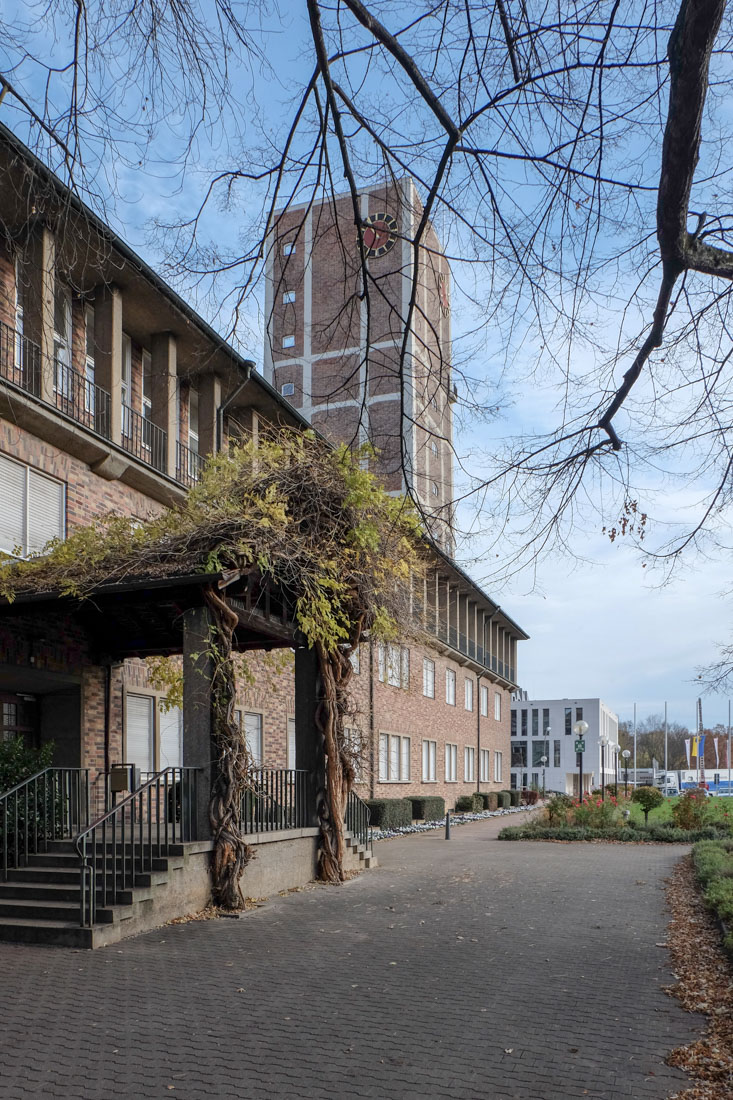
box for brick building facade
[0,122,527,819]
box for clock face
[361,212,398,258]
[438,272,450,317]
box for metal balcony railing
[121,404,167,473]
[0,319,42,396]
[54,359,111,438]
[176,440,205,487]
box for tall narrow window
[159,704,183,769]
[532,709,539,736]
[422,740,437,782]
[576,706,584,722]
[445,668,456,705]
[445,743,457,782]
[14,255,24,370]
[494,691,501,721]
[423,658,435,698]
[554,739,561,767]
[464,746,475,782]
[244,712,263,767]
[125,693,154,775]
[565,707,572,735]
[84,306,96,415]
[53,281,72,397]
[511,710,517,736]
[464,678,473,711]
[189,387,199,453]
[521,709,528,736]
[543,708,550,734]
[121,333,132,436]
[287,717,296,770]
[494,751,503,783]
[480,748,490,782]
[480,684,489,717]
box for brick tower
[264,178,454,548]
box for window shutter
[126,694,154,772]
[27,468,64,555]
[0,454,26,555]
[379,734,389,781]
[159,704,182,769]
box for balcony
[430,612,516,684]
[0,318,41,396]
[121,403,166,474]
[55,360,111,438]
[176,441,205,487]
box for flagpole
[633,702,637,788]
[664,701,668,776]
[728,699,731,797]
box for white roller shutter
[244,712,263,767]
[159,704,182,769]
[27,468,65,554]
[0,453,26,555]
[287,717,296,770]
[126,694,154,772]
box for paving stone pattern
[0,818,701,1099]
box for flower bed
[498,822,727,843]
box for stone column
[151,332,178,477]
[183,605,217,840]
[23,223,55,402]
[294,647,323,828]
[94,285,123,444]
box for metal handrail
[74,766,198,927]
[1,767,90,881]
[241,768,309,833]
[176,440,205,487]
[345,789,371,853]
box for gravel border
[371,804,535,841]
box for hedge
[476,792,490,810]
[366,798,412,829]
[692,839,733,954]
[486,792,499,811]
[455,794,484,813]
[409,796,445,821]
[496,791,511,809]
[509,790,521,807]
[498,823,726,843]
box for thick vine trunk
[204,585,255,908]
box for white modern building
[510,696,620,795]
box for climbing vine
[0,429,425,898]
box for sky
[2,2,733,732]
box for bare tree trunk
[204,585,255,908]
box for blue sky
[2,2,732,732]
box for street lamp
[573,720,589,800]
[622,749,631,796]
[540,754,548,798]
[599,732,609,801]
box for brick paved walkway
[0,817,700,1099]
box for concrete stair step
[0,918,94,948]
[0,881,135,905]
[0,897,120,923]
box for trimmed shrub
[631,786,664,824]
[486,792,499,811]
[366,798,412,830]
[523,789,539,806]
[455,795,474,812]
[673,790,709,830]
[409,796,445,822]
[547,794,573,824]
[692,838,733,954]
[497,823,723,843]
[497,791,511,809]
[476,792,491,810]
[509,790,521,807]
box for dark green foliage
[454,794,484,812]
[692,839,733,954]
[366,798,412,829]
[631,785,664,823]
[0,737,54,793]
[547,794,573,823]
[605,784,618,797]
[509,790,521,807]
[476,792,490,810]
[498,823,724,843]
[409,796,445,821]
[486,792,499,811]
[497,791,511,809]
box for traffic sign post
[574,739,586,753]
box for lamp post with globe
[540,754,548,798]
[599,732,609,801]
[573,719,589,799]
[622,749,631,796]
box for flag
[692,735,699,757]
[714,737,720,767]
[685,738,691,766]
[699,734,706,759]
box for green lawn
[625,794,733,826]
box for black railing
[54,359,111,438]
[345,789,371,852]
[0,319,41,396]
[1,768,90,881]
[121,404,167,473]
[176,440,205,487]
[241,769,309,833]
[75,766,198,927]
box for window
[532,709,539,736]
[121,334,132,433]
[464,746,475,782]
[283,242,296,256]
[0,453,65,557]
[510,773,517,790]
[53,281,72,396]
[576,706,584,722]
[379,733,410,782]
[287,717,296,770]
[554,739,561,767]
[188,387,199,454]
[422,739,437,782]
[565,707,572,735]
[510,710,517,736]
[349,647,360,674]
[282,335,295,349]
[543,708,550,734]
[464,678,473,711]
[378,643,409,689]
[521,709,527,736]
[494,691,501,721]
[431,481,439,496]
[282,291,296,304]
[445,668,456,705]
[422,658,435,698]
[159,704,183,769]
[532,772,539,788]
[480,684,489,717]
[532,740,549,767]
[480,749,490,782]
[281,382,295,397]
[445,743,457,782]
[494,751,503,783]
[125,693,154,774]
[511,741,527,768]
[244,712,263,767]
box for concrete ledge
[243,827,319,846]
